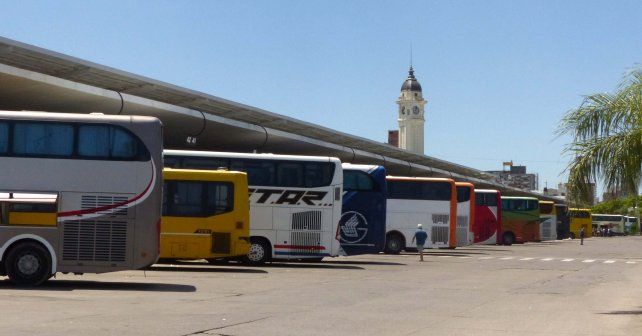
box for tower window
[414,93,418,97]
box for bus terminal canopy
[0,36,562,202]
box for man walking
[412,223,428,261]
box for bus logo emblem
[339,211,368,244]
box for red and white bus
[472,189,502,245]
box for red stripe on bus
[274,245,326,250]
[58,167,154,217]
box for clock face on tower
[412,106,419,115]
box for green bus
[500,196,540,245]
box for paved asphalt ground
[1,236,641,336]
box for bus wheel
[5,241,52,287]
[502,232,515,246]
[569,232,576,239]
[385,233,404,254]
[243,238,270,266]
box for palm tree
[558,69,642,204]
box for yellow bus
[568,208,592,239]
[161,168,250,262]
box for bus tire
[384,233,405,254]
[243,238,270,266]
[5,241,52,287]
[502,232,515,246]
[569,232,576,239]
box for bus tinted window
[9,202,57,213]
[0,122,8,153]
[388,180,451,200]
[502,199,538,211]
[457,187,470,202]
[13,122,74,156]
[207,182,234,215]
[344,170,375,191]
[111,128,138,159]
[277,162,303,187]
[164,156,181,168]
[305,163,334,188]
[593,215,621,222]
[475,193,497,206]
[163,181,234,217]
[231,160,276,186]
[78,125,110,157]
[182,157,230,170]
[485,194,497,206]
[540,203,554,214]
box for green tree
[558,69,642,204]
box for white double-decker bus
[455,182,474,247]
[163,150,343,264]
[384,176,457,253]
[0,111,163,286]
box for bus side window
[277,162,303,187]
[0,122,8,153]
[207,182,234,215]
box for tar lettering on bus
[248,188,329,206]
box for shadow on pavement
[457,248,511,252]
[421,250,487,255]
[264,263,364,270]
[148,266,268,274]
[0,280,196,292]
[413,252,475,257]
[320,260,406,266]
[600,310,642,315]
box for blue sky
[3,0,642,196]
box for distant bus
[592,214,624,236]
[539,201,557,241]
[455,182,474,247]
[625,216,639,234]
[0,111,163,286]
[555,204,570,239]
[384,176,457,253]
[340,164,387,255]
[160,168,250,261]
[568,208,592,239]
[500,196,540,245]
[473,189,502,244]
[164,150,343,264]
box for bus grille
[431,226,449,244]
[81,195,129,216]
[456,216,469,247]
[432,214,449,225]
[62,220,127,262]
[291,211,322,231]
[290,231,322,253]
[211,232,231,254]
[542,222,551,238]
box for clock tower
[396,66,426,154]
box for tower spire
[410,43,413,69]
